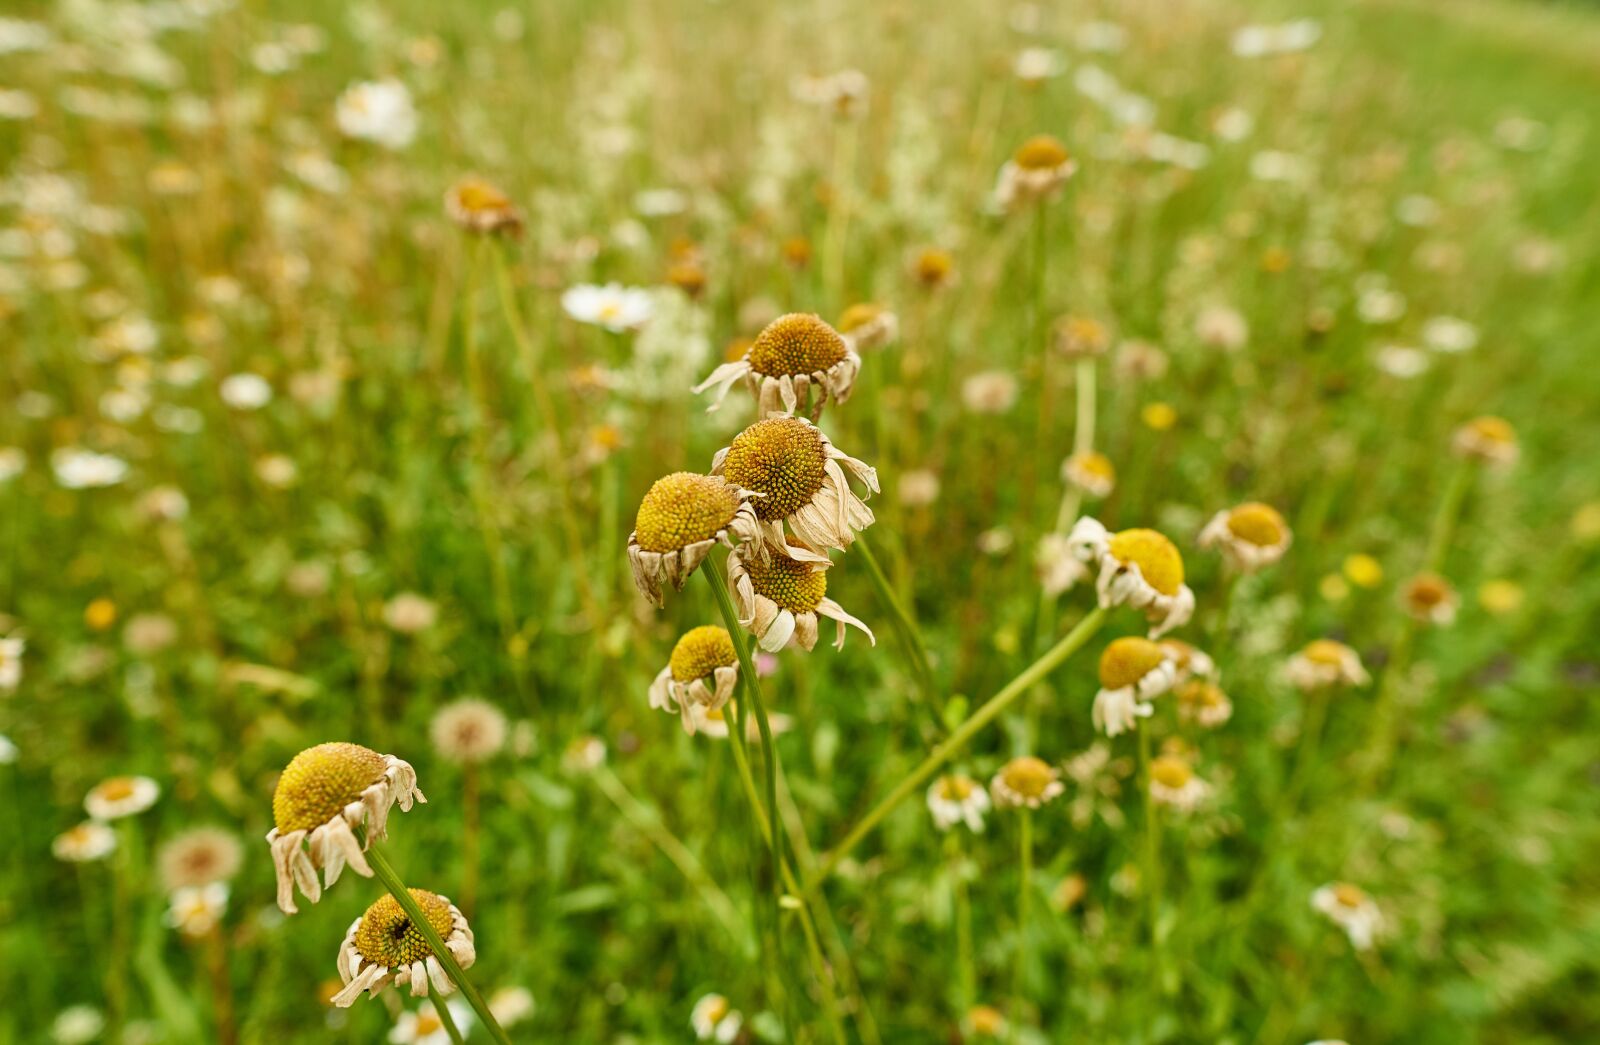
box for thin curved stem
[855,534,940,725]
[429,980,467,1045]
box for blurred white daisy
[165,883,229,937]
[1231,19,1322,58]
[1422,315,1478,353]
[84,775,161,820]
[691,993,743,1043]
[1311,882,1384,950]
[53,822,116,863]
[991,756,1065,809]
[336,79,417,149]
[52,448,129,489]
[0,733,15,764]
[561,283,654,332]
[927,774,991,832]
[487,986,536,1027]
[220,373,273,410]
[1149,755,1212,812]
[390,1000,473,1045]
[1286,640,1369,691]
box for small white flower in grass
[220,373,272,410]
[1069,518,1196,638]
[1399,573,1459,626]
[561,735,608,774]
[85,776,160,820]
[332,889,476,1007]
[336,79,417,149]
[1286,639,1369,692]
[898,468,940,508]
[52,448,128,489]
[383,593,438,634]
[961,370,1019,414]
[992,135,1076,212]
[686,699,794,741]
[1013,47,1066,87]
[691,993,743,1042]
[1312,882,1384,950]
[158,827,243,890]
[1062,451,1115,499]
[1422,315,1478,354]
[53,822,116,863]
[390,1001,474,1045]
[1195,304,1248,350]
[1149,755,1212,813]
[166,883,229,937]
[991,756,1064,809]
[1092,637,1177,737]
[928,774,991,832]
[1036,533,1088,597]
[429,699,509,763]
[0,733,15,763]
[1231,20,1322,58]
[1452,415,1518,467]
[561,283,654,333]
[1175,680,1233,729]
[1199,502,1292,573]
[50,1006,104,1045]
[1376,345,1429,379]
[649,627,739,736]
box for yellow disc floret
[272,742,388,834]
[669,626,737,683]
[1013,134,1070,170]
[999,756,1055,799]
[1107,528,1184,596]
[1150,755,1193,789]
[352,889,453,967]
[746,313,847,377]
[744,553,827,612]
[1303,639,1351,666]
[1226,502,1288,547]
[633,473,741,553]
[721,418,827,520]
[1099,636,1167,690]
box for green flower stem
[1425,459,1474,574]
[855,534,940,726]
[1072,357,1097,455]
[812,605,1108,887]
[366,844,512,1045]
[429,980,467,1045]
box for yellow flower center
[669,626,737,683]
[745,313,847,377]
[415,1012,443,1035]
[1177,680,1226,709]
[633,472,741,553]
[721,418,828,520]
[272,742,388,834]
[1404,574,1451,607]
[1332,882,1368,908]
[1226,502,1287,547]
[353,889,453,968]
[1013,134,1070,170]
[1069,451,1115,482]
[1107,528,1184,596]
[1343,553,1383,588]
[836,303,882,334]
[452,178,509,214]
[701,997,730,1024]
[999,756,1055,798]
[1150,755,1193,789]
[1465,415,1515,445]
[915,249,953,285]
[743,553,827,612]
[1098,636,1167,690]
[937,775,975,801]
[968,1006,1005,1035]
[96,777,138,802]
[1303,639,1351,667]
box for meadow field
[2,0,1598,1042]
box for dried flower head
[266,742,426,914]
[926,773,992,832]
[729,542,873,653]
[627,472,761,606]
[1452,415,1518,465]
[158,827,244,891]
[695,313,861,419]
[1159,639,1217,685]
[53,822,117,863]
[1093,636,1177,736]
[836,303,899,351]
[444,176,522,237]
[1399,572,1459,626]
[332,889,476,1006]
[991,755,1065,809]
[1062,451,1116,498]
[1069,518,1196,638]
[993,134,1077,210]
[1052,315,1111,358]
[429,699,509,764]
[1200,502,1293,572]
[648,626,739,735]
[1311,882,1384,950]
[166,883,229,938]
[1285,639,1369,691]
[712,416,878,557]
[84,775,161,820]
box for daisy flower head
[391,1000,473,1045]
[991,756,1064,810]
[1175,679,1233,728]
[963,1004,1008,1040]
[1068,517,1196,638]
[1400,572,1459,626]
[335,79,417,150]
[711,416,877,557]
[266,742,426,914]
[1149,755,1212,812]
[962,370,1020,414]
[1093,636,1177,736]
[649,626,739,736]
[443,175,523,237]
[84,775,160,820]
[1062,450,1116,499]
[332,889,476,1007]
[836,302,899,352]
[1286,639,1369,692]
[993,134,1077,212]
[1052,314,1111,359]
[429,699,509,764]
[627,472,760,607]
[53,822,117,863]
[911,246,956,290]
[729,541,873,653]
[1452,415,1518,466]
[1311,881,1384,950]
[691,992,743,1043]
[158,827,244,890]
[561,283,654,333]
[1199,502,1292,573]
[694,312,860,419]
[165,882,229,938]
[926,773,991,832]
[1159,638,1217,685]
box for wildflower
[649,626,739,735]
[1343,553,1383,589]
[836,302,899,351]
[1422,315,1477,354]
[561,283,654,333]
[1452,415,1518,466]
[332,889,476,1006]
[1231,19,1322,57]
[52,448,128,489]
[562,735,607,773]
[691,993,743,1043]
[53,822,116,863]
[898,468,940,508]
[0,447,24,482]
[1199,502,1292,572]
[0,633,22,692]
[1068,518,1196,638]
[1286,639,1369,691]
[384,593,439,634]
[166,883,229,937]
[1195,304,1248,350]
[124,612,179,655]
[487,986,536,1027]
[627,472,761,607]
[1014,46,1067,87]
[1399,573,1459,626]
[963,1004,1008,1039]
[1062,451,1116,498]
[990,756,1064,809]
[1115,340,1169,381]
[335,79,417,149]
[1149,755,1212,812]
[429,699,509,763]
[220,373,272,410]
[84,599,117,632]
[391,1001,474,1045]
[266,742,426,914]
[1376,345,1429,379]
[926,774,991,832]
[1036,533,1088,597]
[1175,679,1233,728]
[444,176,522,237]
[1141,402,1177,431]
[993,134,1077,211]
[712,416,877,556]
[728,542,873,653]
[961,370,1019,414]
[0,733,15,764]
[791,69,870,119]
[158,827,243,890]
[1159,639,1217,684]
[51,1006,105,1045]
[85,775,160,820]
[667,259,707,298]
[911,247,955,289]
[1311,882,1384,950]
[1093,637,1177,736]
[1052,315,1111,358]
[694,312,861,418]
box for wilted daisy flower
[993,134,1077,211]
[712,416,877,557]
[1422,315,1478,354]
[392,1001,474,1045]
[1286,639,1370,691]
[911,247,956,289]
[85,775,160,820]
[0,633,22,692]
[158,827,244,890]
[383,593,439,634]
[52,448,129,489]
[695,312,860,418]
[1093,637,1177,736]
[1175,679,1233,728]
[1199,502,1292,572]
[1037,533,1088,597]
[429,699,509,763]
[1311,882,1384,950]
[1052,315,1111,358]
[649,626,739,735]
[836,302,899,351]
[961,370,1019,414]
[53,822,116,863]
[1062,451,1116,498]
[1159,639,1216,685]
[165,883,228,937]
[729,542,873,653]
[487,986,536,1027]
[1452,415,1518,466]
[1069,518,1196,638]
[331,889,476,1006]
[926,773,991,832]
[443,176,522,237]
[561,283,654,333]
[1149,755,1212,812]
[991,756,1065,809]
[628,472,761,607]
[1399,573,1459,626]
[266,742,426,914]
[691,993,743,1043]
[336,79,417,149]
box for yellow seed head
[1150,755,1193,789]
[1013,134,1069,170]
[999,756,1055,798]
[1107,528,1184,596]
[272,742,388,834]
[721,418,827,520]
[743,553,827,613]
[669,626,736,683]
[1098,636,1167,690]
[746,313,847,377]
[633,472,741,553]
[352,889,453,967]
[1226,502,1287,547]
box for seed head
[633,473,742,553]
[352,889,454,968]
[1107,528,1184,596]
[721,418,827,520]
[272,742,389,835]
[746,313,847,377]
[743,553,827,612]
[669,626,737,683]
[1098,636,1167,690]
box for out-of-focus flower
[926,773,991,832]
[561,283,654,333]
[51,1006,105,1045]
[1093,637,1176,736]
[1477,579,1523,615]
[1036,533,1088,597]
[991,756,1065,809]
[562,735,607,774]
[52,448,128,489]
[158,827,244,890]
[1199,502,1292,573]
[790,69,870,119]
[220,373,273,410]
[430,699,509,763]
[691,993,743,1042]
[0,447,24,482]
[1343,554,1384,589]
[1311,882,1384,950]
[1176,680,1233,728]
[391,1001,473,1045]
[911,247,956,289]
[836,302,899,352]
[0,733,15,764]
[1399,573,1459,626]
[993,134,1077,211]
[1014,47,1066,87]
[1053,315,1111,358]
[444,176,523,237]
[166,883,229,937]
[0,634,22,692]
[1068,518,1196,638]
[1452,415,1518,466]
[1231,20,1322,58]
[336,79,417,149]
[1376,345,1430,379]
[487,986,535,1027]
[1422,315,1478,353]
[1149,755,1212,812]
[384,593,439,634]
[1286,639,1369,691]
[962,370,1020,414]
[898,468,940,508]
[962,1004,1008,1040]
[53,822,117,863]
[1195,305,1248,350]
[85,776,160,820]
